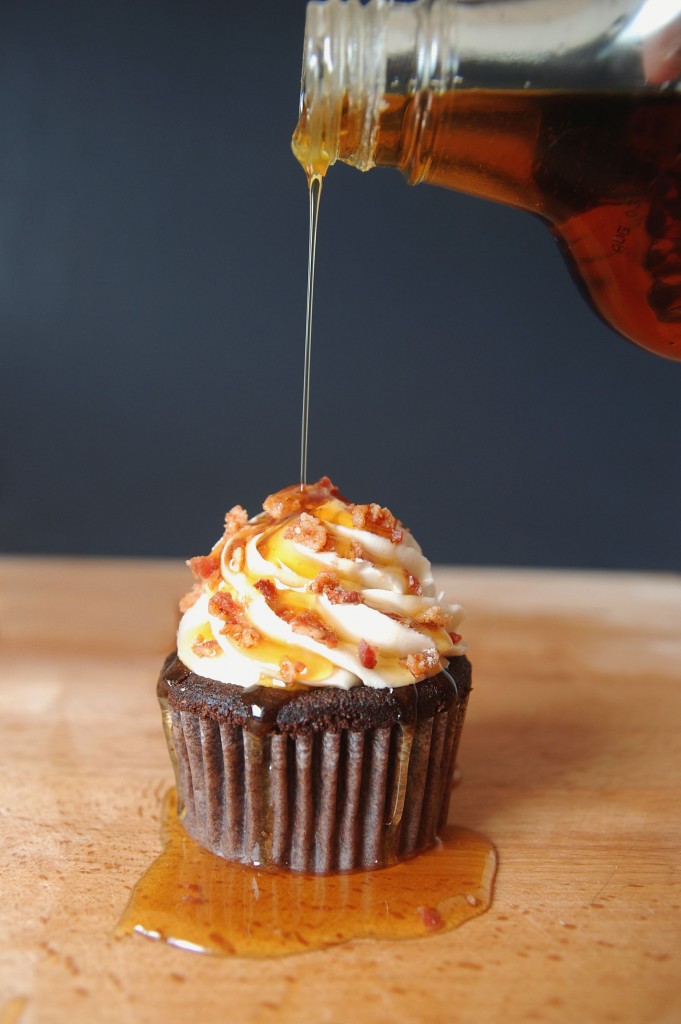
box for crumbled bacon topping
[418,906,444,932]
[263,488,304,521]
[308,570,364,605]
[191,635,221,658]
[400,648,440,680]
[179,583,203,614]
[223,505,248,539]
[185,506,249,596]
[416,605,455,629]
[288,610,338,648]
[263,477,341,521]
[208,590,261,648]
[283,512,329,552]
[278,657,308,684]
[308,569,337,593]
[187,552,221,585]
[358,639,377,669]
[254,578,277,604]
[405,572,423,596]
[448,631,463,646]
[316,476,348,501]
[349,541,366,562]
[350,502,403,543]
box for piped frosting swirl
[177,477,465,690]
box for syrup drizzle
[300,173,322,488]
[116,790,496,958]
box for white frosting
[177,482,465,690]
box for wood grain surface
[1,558,679,1024]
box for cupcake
[158,477,471,874]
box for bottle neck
[293,0,680,177]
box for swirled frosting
[177,477,465,690]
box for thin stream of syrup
[119,128,498,963]
[116,790,497,958]
[299,172,322,488]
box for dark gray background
[1,0,679,570]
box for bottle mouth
[293,0,388,176]
[292,2,340,177]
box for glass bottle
[292,0,681,359]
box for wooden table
[1,558,679,1023]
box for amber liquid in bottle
[294,89,681,358]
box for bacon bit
[263,488,304,521]
[223,505,248,539]
[331,586,363,605]
[308,569,338,591]
[208,590,240,619]
[400,648,440,680]
[179,583,203,613]
[309,570,364,605]
[326,480,351,503]
[254,578,277,604]
[187,552,221,584]
[350,502,403,543]
[358,640,377,669]
[418,906,444,931]
[278,657,308,684]
[283,512,329,552]
[227,544,245,573]
[405,572,423,596]
[208,591,261,648]
[240,627,261,648]
[263,477,338,521]
[416,605,455,629]
[289,610,338,648]
[349,541,366,561]
[306,475,348,502]
[191,634,221,658]
[448,631,463,646]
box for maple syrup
[292,0,681,358]
[300,173,322,487]
[294,87,681,358]
[116,789,496,957]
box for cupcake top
[177,477,464,690]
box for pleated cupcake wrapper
[162,697,468,873]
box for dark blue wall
[1,0,679,570]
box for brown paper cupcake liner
[162,694,468,873]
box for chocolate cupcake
[158,477,471,874]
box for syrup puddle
[116,790,496,957]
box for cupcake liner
[163,692,468,873]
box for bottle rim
[296,0,390,173]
